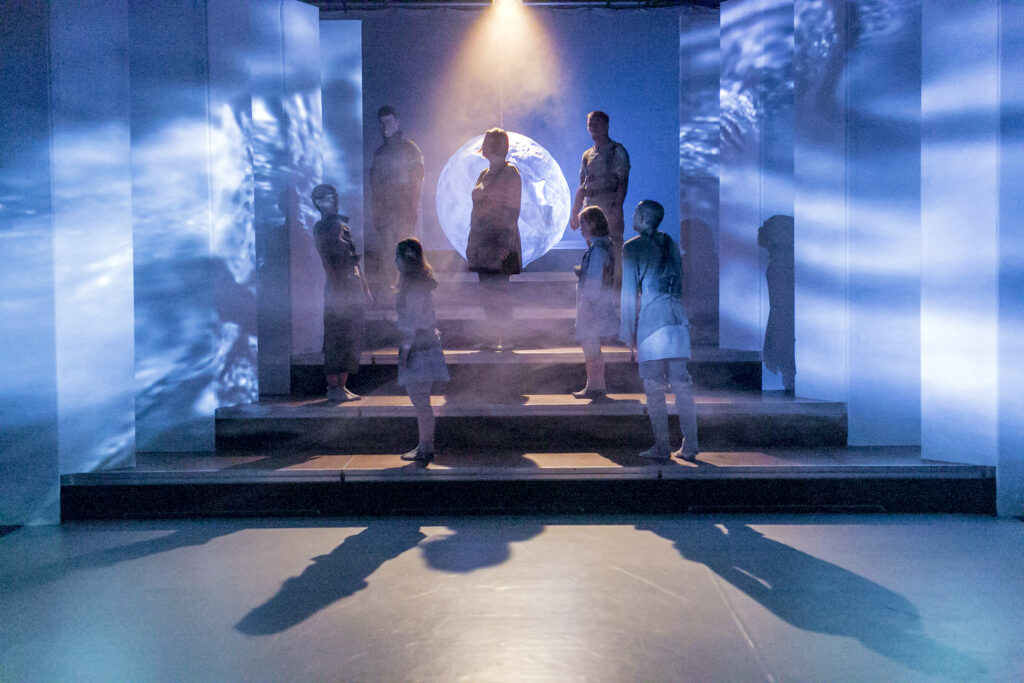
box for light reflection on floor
[1,514,1018,680]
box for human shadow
[759,215,795,393]
[14,522,238,588]
[420,518,544,574]
[235,522,425,636]
[638,519,986,678]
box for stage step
[216,392,845,452]
[60,447,996,518]
[291,345,762,395]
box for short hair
[378,105,397,119]
[579,206,609,237]
[587,110,609,125]
[481,127,509,158]
[311,183,337,202]
[637,200,665,229]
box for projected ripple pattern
[436,132,570,267]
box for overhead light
[494,0,523,17]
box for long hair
[395,237,435,292]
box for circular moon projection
[436,132,570,267]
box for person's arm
[407,143,425,222]
[613,144,630,218]
[570,157,586,230]
[571,186,586,231]
[619,247,639,353]
[580,248,605,305]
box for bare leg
[640,378,671,459]
[584,340,606,391]
[401,382,434,462]
[668,365,699,460]
[574,340,606,397]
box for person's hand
[570,213,580,231]
[399,342,411,368]
[499,248,511,262]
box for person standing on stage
[572,206,618,400]
[394,238,449,464]
[312,183,372,403]
[570,110,630,289]
[620,200,699,462]
[466,127,522,351]
[370,105,424,301]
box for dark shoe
[326,386,345,403]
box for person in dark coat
[312,183,371,402]
[620,200,699,461]
[573,206,618,400]
[466,127,522,350]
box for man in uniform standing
[620,200,699,462]
[312,184,371,402]
[370,105,424,298]
[570,110,630,288]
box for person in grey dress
[573,206,618,400]
[620,200,699,461]
[395,238,449,464]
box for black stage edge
[62,476,996,520]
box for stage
[62,443,994,519]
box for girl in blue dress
[395,238,450,463]
[573,206,618,400]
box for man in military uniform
[370,105,424,298]
[570,110,630,288]
[312,184,371,402]
[620,200,699,462]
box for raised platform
[216,391,845,451]
[60,447,996,518]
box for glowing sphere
[436,132,570,267]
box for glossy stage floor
[3,514,1021,680]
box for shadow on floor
[638,519,986,678]
[419,518,545,573]
[18,522,238,587]
[235,522,425,636]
